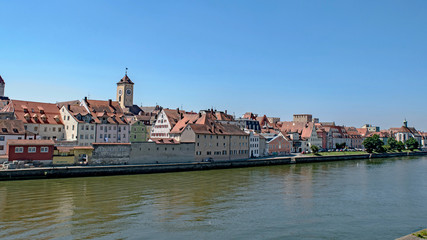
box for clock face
[118,89,123,96]
[126,89,132,96]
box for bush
[406,137,419,151]
[310,145,319,154]
[363,135,384,153]
[396,141,405,152]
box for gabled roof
[0,120,25,135]
[83,99,127,125]
[56,100,80,108]
[117,74,134,85]
[7,139,55,146]
[2,100,63,125]
[242,112,257,120]
[162,108,197,129]
[150,138,180,144]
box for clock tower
[117,69,134,109]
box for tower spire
[125,67,128,75]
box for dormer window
[24,113,30,121]
[13,128,18,133]
[2,128,7,133]
[41,114,47,122]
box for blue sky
[1,0,427,130]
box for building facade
[1,100,65,140]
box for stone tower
[0,75,5,97]
[116,71,134,109]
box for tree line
[362,135,419,153]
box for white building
[81,98,130,143]
[1,100,64,140]
[248,130,260,157]
[60,104,97,146]
[0,120,27,155]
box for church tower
[116,69,134,109]
[0,75,5,97]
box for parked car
[203,158,214,163]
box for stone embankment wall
[130,142,195,164]
[1,151,426,181]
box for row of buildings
[0,73,426,165]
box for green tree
[387,137,398,151]
[405,137,419,151]
[310,145,319,154]
[363,135,384,153]
[396,141,405,152]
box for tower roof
[0,75,5,84]
[117,74,134,85]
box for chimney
[67,104,71,111]
[177,107,179,113]
[109,99,112,107]
[225,110,227,114]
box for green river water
[0,156,426,239]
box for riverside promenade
[1,151,426,181]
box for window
[67,116,70,120]
[53,127,56,132]
[100,126,103,130]
[86,125,89,130]
[81,125,84,130]
[207,151,211,155]
[28,147,36,153]
[100,134,103,138]
[72,125,74,130]
[91,126,94,131]
[15,147,23,153]
[0,136,4,141]
[0,145,3,150]
[80,135,84,139]
[41,147,48,153]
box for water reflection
[0,156,426,239]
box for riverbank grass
[413,229,427,239]
[306,151,367,157]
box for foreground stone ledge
[396,229,427,240]
[1,151,426,181]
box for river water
[0,156,426,240]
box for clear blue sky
[1,0,427,130]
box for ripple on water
[0,157,426,240]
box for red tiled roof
[163,109,197,129]
[3,100,63,125]
[84,99,127,125]
[7,139,55,146]
[150,138,180,144]
[0,120,25,135]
